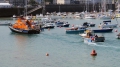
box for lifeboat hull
[9,26,40,34]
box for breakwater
[0,4,115,17]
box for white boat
[100,15,111,19]
[74,13,80,18]
[85,14,96,19]
[43,23,55,29]
[13,15,16,18]
[99,20,118,28]
[57,12,61,16]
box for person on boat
[71,25,75,30]
[99,23,103,29]
[91,36,95,42]
[26,20,32,29]
[95,35,98,38]
[20,15,25,20]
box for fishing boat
[9,17,40,34]
[82,30,105,42]
[99,20,118,28]
[66,26,86,34]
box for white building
[53,0,70,4]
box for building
[53,0,70,4]
[71,0,115,4]
[0,3,12,8]
[9,0,26,7]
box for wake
[87,43,120,49]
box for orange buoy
[91,49,97,56]
[46,53,49,56]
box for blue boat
[55,21,70,27]
[92,28,113,33]
[66,26,86,34]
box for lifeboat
[9,16,40,34]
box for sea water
[0,17,120,67]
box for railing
[27,5,42,14]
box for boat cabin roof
[103,20,111,22]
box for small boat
[100,15,111,19]
[42,23,55,29]
[84,36,105,42]
[66,26,86,34]
[99,20,118,28]
[92,28,113,33]
[84,14,96,19]
[55,21,70,27]
[83,22,95,27]
[81,30,105,42]
[9,17,40,34]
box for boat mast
[25,0,27,16]
[93,0,94,11]
[42,0,45,15]
[104,0,106,13]
[59,5,60,12]
[118,0,120,13]
[86,0,87,12]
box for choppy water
[0,17,120,67]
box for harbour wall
[45,4,116,12]
[0,4,115,17]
